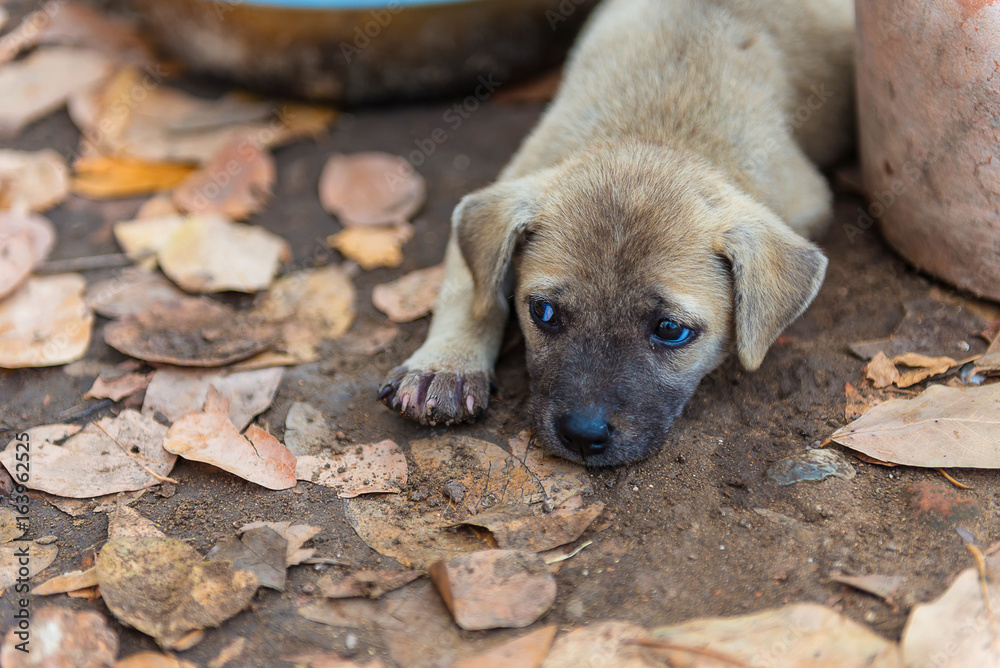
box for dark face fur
[512,174,732,466]
[456,143,826,467]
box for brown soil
[0,75,993,666]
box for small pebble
[442,480,467,503]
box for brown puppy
[378,0,855,466]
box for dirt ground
[1,68,995,666]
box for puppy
[378,0,854,466]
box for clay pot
[855,1,1000,301]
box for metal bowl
[130,0,597,105]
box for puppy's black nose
[557,412,612,457]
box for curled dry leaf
[0,47,113,136]
[0,273,93,368]
[891,352,958,388]
[240,521,320,566]
[326,224,413,270]
[0,542,58,589]
[0,210,56,299]
[0,607,118,668]
[97,536,258,650]
[0,149,69,212]
[173,136,276,220]
[32,567,99,596]
[143,366,283,429]
[85,372,152,402]
[256,265,356,340]
[831,383,1000,468]
[296,439,408,497]
[865,351,899,389]
[0,410,173,498]
[371,264,445,323]
[163,389,296,490]
[430,549,557,630]
[72,154,196,199]
[318,569,422,599]
[319,152,426,227]
[104,299,278,367]
[157,215,290,293]
[829,573,907,610]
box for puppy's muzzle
[556,406,613,458]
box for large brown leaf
[830,383,1000,468]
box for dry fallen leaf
[105,299,278,367]
[0,410,173,498]
[326,224,413,270]
[0,149,69,212]
[0,46,113,136]
[430,549,557,630]
[239,521,320,566]
[0,607,118,668]
[850,296,989,361]
[208,526,288,591]
[157,214,289,293]
[451,625,557,668]
[163,389,296,490]
[891,352,958,388]
[509,431,594,509]
[296,439,407,497]
[97,536,258,650]
[113,214,185,263]
[0,507,23,542]
[343,436,545,568]
[830,573,907,610]
[460,495,604,553]
[71,154,196,199]
[0,210,56,299]
[318,569,422,599]
[371,264,445,323]
[830,383,1000,468]
[256,265,356,340]
[173,136,276,220]
[0,541,58,589]
[107,503,166,540]
[901,563,1000,667]
[844,381,884,421]
[319,152,426,227]
[85,372,151,401]
[143,366,283,429]
[866,351,899,389]
[32,567,99,596]
[640,604,903,668]
[0,273,93,368]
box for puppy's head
[456,143,827,466]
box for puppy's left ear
[717,205,828,370]
[454,178,537,319]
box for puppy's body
[380,0,854,465]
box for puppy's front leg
[378,234,506,425]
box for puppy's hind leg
[378,235,506,425]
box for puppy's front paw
[377,364,491,426]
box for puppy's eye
[652,318,694,346]
[529,298,560,330]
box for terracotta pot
[855,1,1000,301]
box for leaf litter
[319,152,426,228]
[0,607,118,668]
[0,149,69,212]
[0,273,93,368]
[0,410,173,498]
[172,134,276,220]
[207,525,289,591]
[142,366,283,429]
[831,383,1000,468]
[0,210,56,299]
[96,536,258,650]
[371,264,445,323]
[296,439,407,497]
[162,388,296,490]
[239,521,320,566]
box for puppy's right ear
[454,179,536,319]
